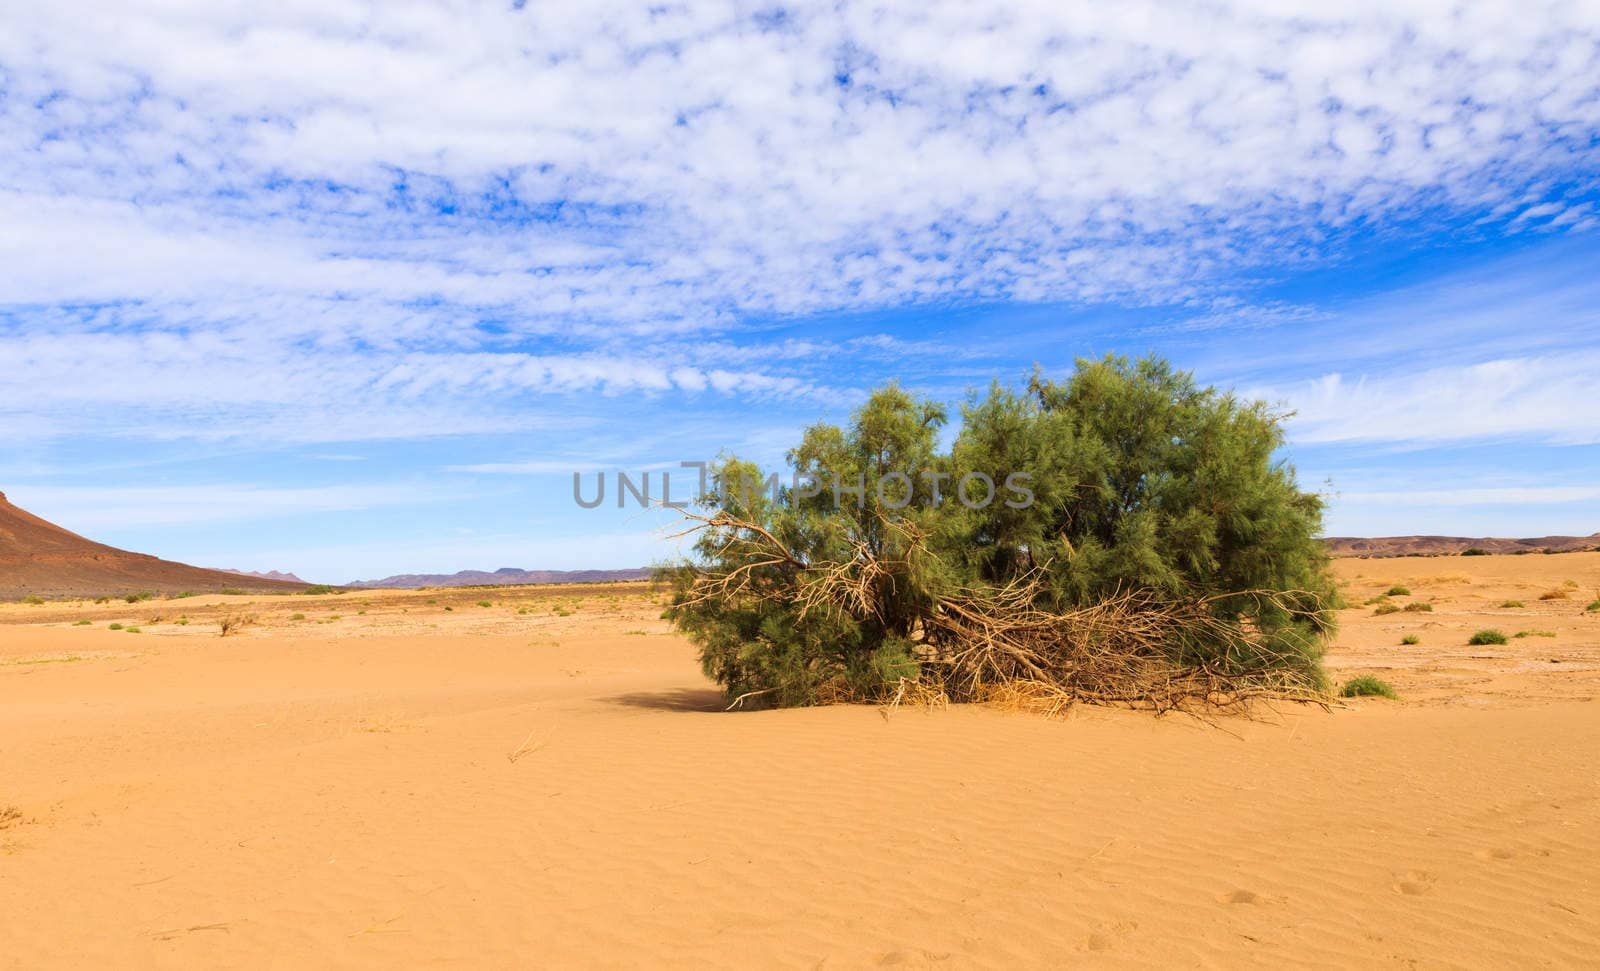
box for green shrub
[1340,675,1398,699]
[301,584,341,596]
[290,613,306,621]
[1513,629,1555,638]
[124,626,142,634]
[73,619,92,626]
[218,588,246,596]
[108,623,123,630]
[1402,602,1433,613]
[1499,600,1524,608]
[24,595,45,605]
[1385,585,1410,597]
[124,592,153,603]
[169,591,196,599]
[1468,629,1508,645]
[1586,599,1600,612]
[1400,634,1419,645]
[477,600,493,608]
[1461,548,1489,556]
[1364,595,1390,606]
[1374,604,1401,615]
[665,355,1337,708]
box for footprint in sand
[1393,870,1438,895]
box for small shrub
[24,595,45,605]
[1373,604,1400,615]
[1461,547,1489,556]
[108,623,123,630]
[1364,595,1390,606]
[1539,588,1569,601]
[1499,600,1524,608]
[1340,676,1398,699]
[1385,585,1411,597]
[1402,602,1433,613]
[175,618,189,625]
[169,591,196,600]
[1468,629,1508,645]
[125,592,153,603]
[72,619,92,626]
[1401,634,1419,645]
[1586,599,1600,613]
[290,613,306,621]
[477,600,493,608]
[219,613,258,636]
[124,626,142,634]
[302,584,339,595]
[93,597,110,604]
[218,588,246,596]
[444,605,454,611]
[1513,629,1556,638]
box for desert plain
[2,553,1598,968]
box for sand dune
[3,556,1598,966]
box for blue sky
[2,2,1598,583]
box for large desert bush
[663,355,1338,711]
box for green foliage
[1461,547,1489,556]
[1513,629,1555,638]
[24,595,45,605]
[1340,675,1397,699]
[665,355,1337,707]
[1500,600,1525,608]
[301,585,341,595]
[1385,585,1410,596]
[1402,602,1433,613]
[290,613,306,621]
[477,600,493,608]
[125,592,153,603]
[1468,629,1508,645]
[73,619,92,626]
[124,626,142,634]
[218,588,246,596]
[108,623,123,630]
[1373,603,1400,615]
[1400,634,1419,645]
[1587,599,1600,612]
[1364,595,1390,605]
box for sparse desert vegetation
[1339,675,1398,699]
[1469,629,1509,645]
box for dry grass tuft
[218,612,258,637]
[1539,588,1570,601]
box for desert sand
[3,555,1598,967]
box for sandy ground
[2,556,1598,968]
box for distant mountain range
[1325,533,1600,557]
[219,568,308,584]
[347,567,651,589]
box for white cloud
[1,1,1598,442]
[6,483,466,529]
[1273,353,1600,445]
[1338,486,1600,507]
